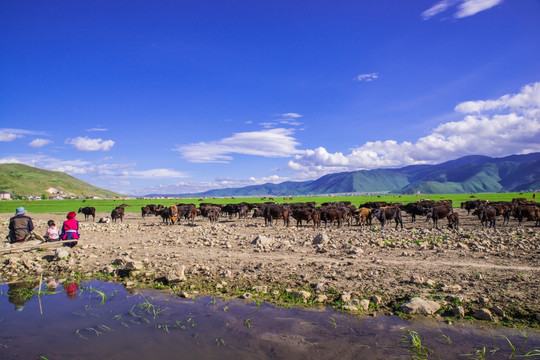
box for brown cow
[447,212,459,230]
[354,207,372,230]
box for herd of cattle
[76,197,540,230]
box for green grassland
[0,192,535,214]
[0,163,121,198]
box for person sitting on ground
[44,220,59,242]
[8,207,34,244]
[60,211,79,247]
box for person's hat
[15,207,27,215]
[67,211,77,219]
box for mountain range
[149,152,540,197]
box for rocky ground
[1,209,539,327]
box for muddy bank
[1,209,539,327]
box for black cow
[513,205,540,226]
[177,204,197,225]
[111,206,125,223]
[371,206,403,230]
[141,206,151,218]
[263,204,290,227]
[425,205,453,229]
[207,207,220,227]
[291,207,320,228]
[401,202,428,223]
[319,206,343,228]
[473,206,497,230]
[460,200,487,215]
[78,207,96,221]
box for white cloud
[355,73,379,82]
[280,113,302,119]
[455,82,540,113]
[422,0,453,20]
[175,128,302,163]
[86,127,108,132]
[0,157,22,164]
[66,136,115,151]
[119,169,186,178]
[134,174,290,196]
[288,82,540,175]
[455,0,503,18]
[0,132,18,142]
[29,138,52,148]
[422,0,502,19]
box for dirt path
[1,208,539,326]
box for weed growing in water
[401,328,432,359]
[244,319,252,328]
[328,317,337,329]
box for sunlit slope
[0,163,122,197]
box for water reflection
[0,281,538,359]
[7,281,38,311]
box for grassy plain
[0,192,535,214]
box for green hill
[0,163,122,198]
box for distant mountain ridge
[0,163,122,197]
[147,152,540,197]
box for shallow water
[0,281,538,359]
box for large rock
[473,309,493,321]
[54,248,70,260]
[251,235,273,246]
[399,297,441,315]
[312,233,329,245]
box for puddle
[0,281,538,359]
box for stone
[293,291,311,301]
[425,279,437,287]
[124,261,144,271]
[340,293,351,302]
[178,291,191,299]
[478,297,490,305]
[491,305,505,317]
[253,285,268,293]
[451,306,465,317]
[360,299,370,312]
[473,309,493,321]
[54,248,70,260]
[399,297,441,315]
[342,305,359,313]
[314,295,327,303]
[241,292,253,299]
[103,265,116,276]
[370,295,382,305]
[410,275,425,285]
[251,235,273,246]
[442,284,462,293]
[175,265,187,281]
[312,233,329,245]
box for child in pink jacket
[60,212,79,247]
[44,220,59,242]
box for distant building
[0,191,11,200]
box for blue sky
[1,0,540,195]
